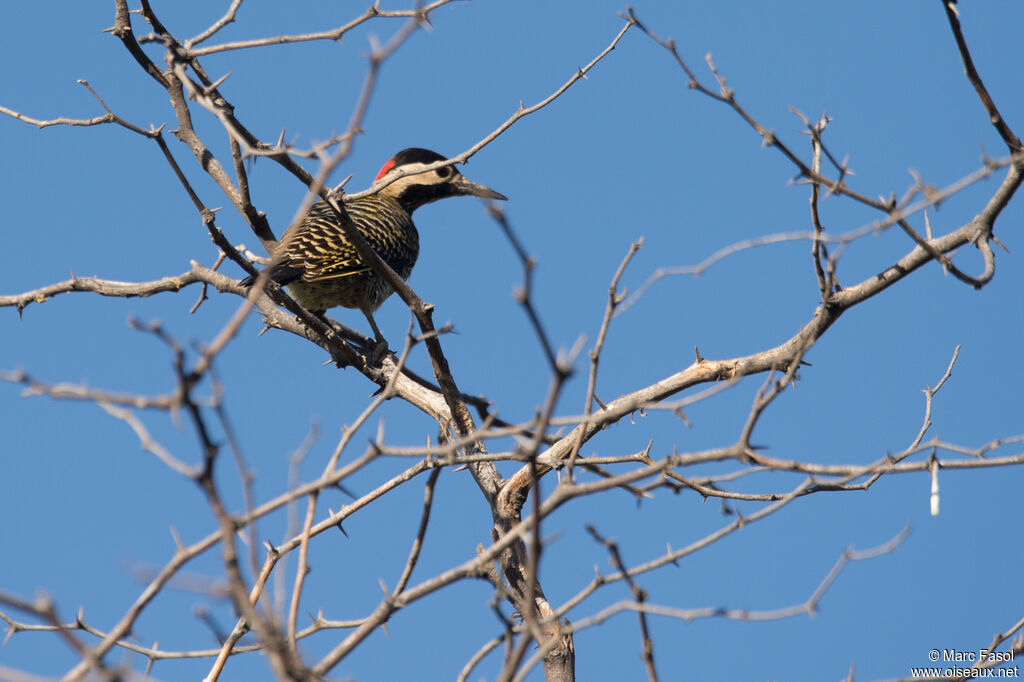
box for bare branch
[186,0,459,57]
[941,1,1022,153]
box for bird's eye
[436,166,453,179]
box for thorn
[207,71,232,92]
[169,525,185,551]
[332,173,354,193]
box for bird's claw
[369,338,390,365]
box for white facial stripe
[381,162,448,193]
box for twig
[566,239,643,481]
[586,527,659,682]
[186,0,458,56]
[941,1,1022,153]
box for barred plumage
[275,196,419,314]
[245,148,506,345]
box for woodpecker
[245,148,506,345]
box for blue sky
[2,1,1022,680]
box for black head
[374,148,507,213]
[375,148,447,180]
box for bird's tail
[239,265,303,289]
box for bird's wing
[276,202,371,283]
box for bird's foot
[368,337,391,366]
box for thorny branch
[625,6,1016,293]
[586,527,659,682]
[182,0,461,57]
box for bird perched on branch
[243,148,506,348]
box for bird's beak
[453,174,508,201]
